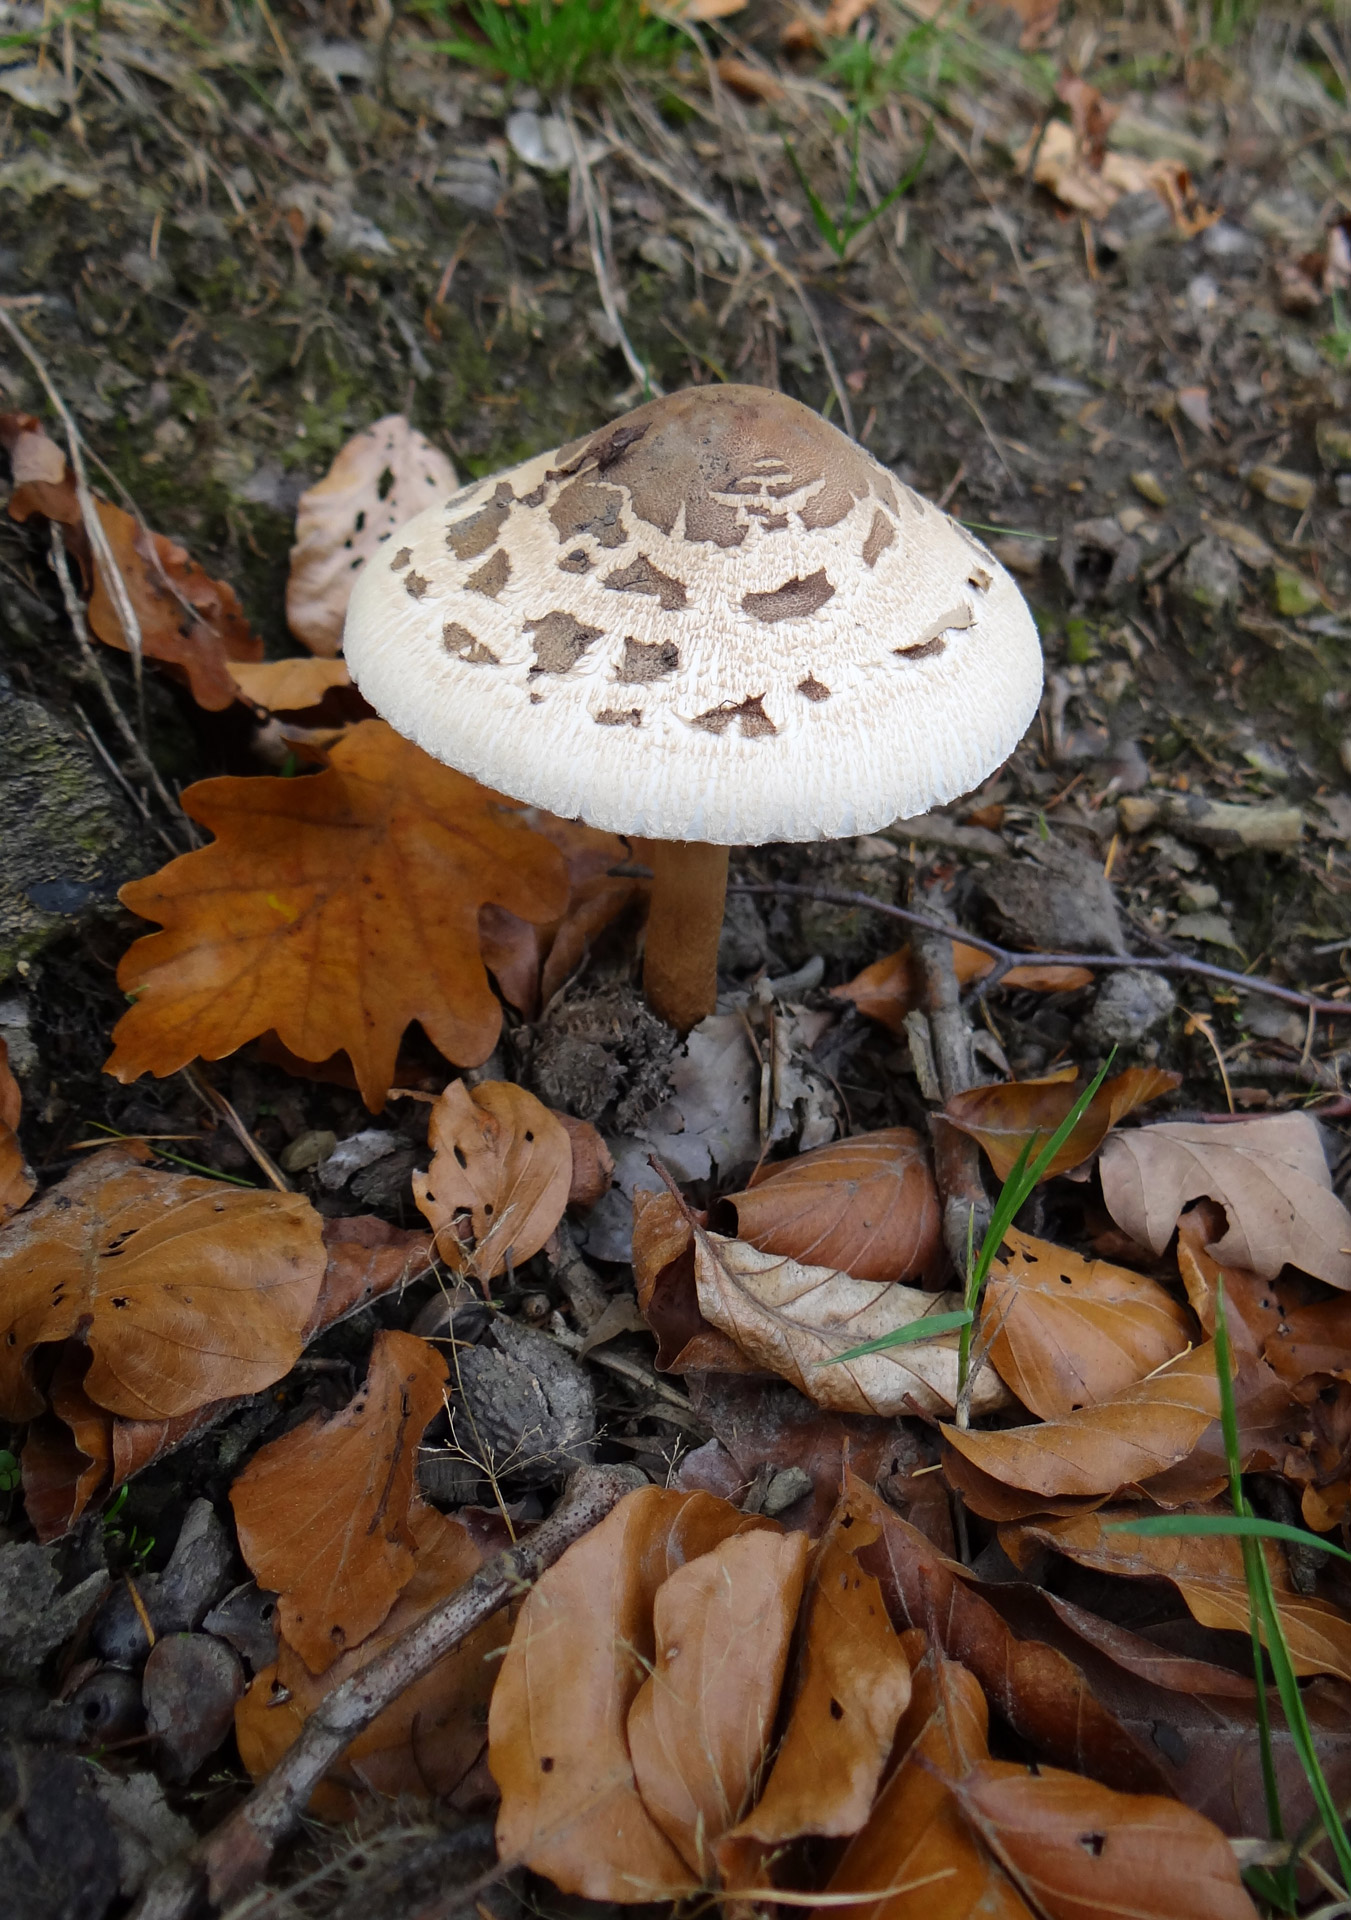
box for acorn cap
[342,385,1043,844]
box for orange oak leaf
[0,1146,325,1424]
[231,1329,448,1676]
[413,1079,573,1283]
[105,721,570,1110]
[0,1036,34,1222]
[943,1066,1180,1185]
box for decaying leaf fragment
[230,1330,448,1675]
[413,1079,572,1282]
[105,721,570,1110]
[833,942,1092,1036]
[693,1230,1007,1418]
[0,1146,325,1423]
[944,1066,1179,1185]
[725,1129,942,1284]
[0,1038,34,1222]
[982,1228,1191,1419]
[286,415,457,655]
[1100,1113,1351,1289]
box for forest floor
[2,0,1351,1916]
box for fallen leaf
[982,1229,1192,1419]
[718,1496,912,1883]
[413,1079,572,1283]
[237,1499,509,1814]
[628,1528,811,1879]
[286,416,456,656]
[1266,1294,1351,1384]
[714,55,785,101]
[87,500,262,710]
[555,1111,615,1212]
[1015,119,1211,232]
[632,1191,759,1377]
[1,410,79,524]
[1100,1113,1351,1289]
[1005,1509,1351,1685]
[20,1350,113,1541]
[484,813,646,1020]
[948,1758,1259,1920]
[944,1067,1179,1185]
[0,1146,325,1423]
[941,1341,1223,1502]
[725,1130,942,1285]
[228,657,354,712]
[846,1476,1174,1795]
[105,721,570,1111]
[0,1037,34,1222]
[819,1639,1037,1920]
[230,1329,448,1675]
[693,1229,1007,1418]
[832,945,1092,1038]
[489,1486,773,1901]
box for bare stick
[131,1466,642,1920]
[0,304,148,717]
[913,902,989,1276]
[728,881,1351,1026]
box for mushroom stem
[640,840,730,1032]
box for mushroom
[342,385,1043,1031]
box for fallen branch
[131,1464,643,1920]
[728,882,1351,1026]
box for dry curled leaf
[1100,1113,1351,1289]
[1005,1509,1351,1686]
[832,944,1092,1037]
[286,415,456,656]
[87,499,263,710]
[941,1340,1223,1505]
[944,1067,1179,1185]
[1,410,79,524]
[489,1486,773,1902]
[236,1499,509,1815]
[228,657,354,713]
[726,1130,942,1285]
[482,812,645,1019]
[982,1229,1192,1419]
[413,1079,572,1282]
[632,1191,759,1377]
[0,1037,34,1222]
[693,1230,1007,1418]
[0,1146,325,1423]
[230,1329,448,1676]
[105,721,570,1111]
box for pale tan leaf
[412,1079,572,1282]
[286,415,456,655]
[228,658,353,712]
[1100,1113,1351,1289]
[693,1231,1008,1418]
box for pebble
[1248,464,1316,511]
[1081,969,1175,1048]
[1130,469,1169,507]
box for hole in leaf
[377,467,395,500]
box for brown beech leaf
[693,1230,1007,1418]
[1005,1509,1351,1685]
[0,1037,34,1222]
[286,416,457,656]
[948,1758,1258,1920]
[21,1350,114,1541]
[105,721,570,1111]
[941,1340,1222,1501]
[982,1229,1192,1419]
[87,500,263,710]
[413,1080,572,1282]
[228,658,354,713]
[237,1499,508,1815]
[725,1130,942,1284]
[845,1476,1173,1795]
[1,410,80,525]
[1266,1294,1351,1383]
[489,1486,774,1901]
[944,1067,1179,1185]
[718,1496,912,1883]
[230,1329,447,1676]
[481,813,643,1020]
[628,1528,811,1880]
[832,943,1092,1037]
[631,1191,759,1376]
[0,1146,325,1423]
[1100,1113,1351,1289]
[818,1638,1037,1920]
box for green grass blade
[783,139,846,257]
[1109,1513,1351,1570]
[821,1308,973,1366]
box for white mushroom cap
[342,385,1043,844]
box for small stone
[143,1634,244,1782]
[1116,506,1148,535]
[990,535,1046,577]
[317,1127,400,1191]
[1178,880,1219,912]
[1118,795,1160,835]
[1315,419,1351,470]
[505,108,572,173]
[1081,969,1176,1048]
[1176,536,1240,611]
[1203,517,1273,570]
[761,1467,814,1518]
[1248,465,1316,511]
[280,1127,336,1173]
[1272,566,1324,616]
[1130,470,1169,507]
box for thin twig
[130,1466,642,1920]
[182,1066,292,1193]
[0,304,148,721]
[729,881,1351,1026]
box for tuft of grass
[784,119,932,263]
[413,0,682,95]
